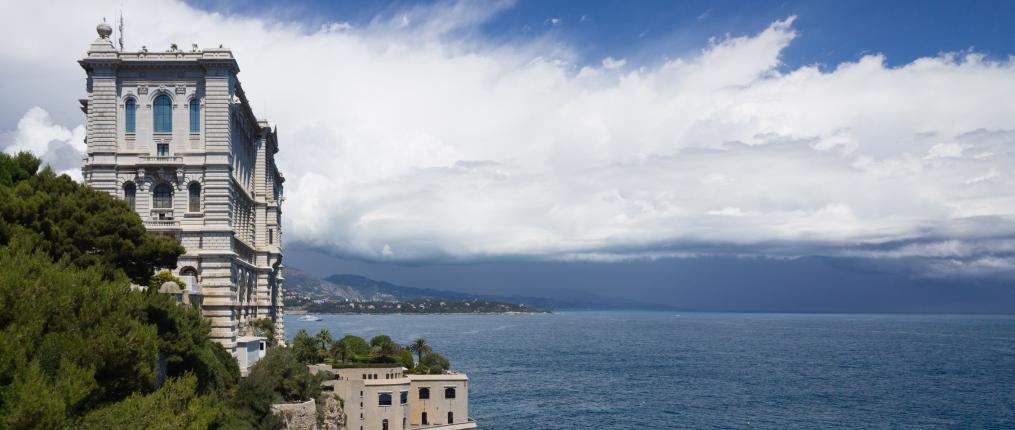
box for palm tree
[407,338,432,365]
[315,329,333,356]
[292,329,320,364]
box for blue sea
[288,312,1015,429]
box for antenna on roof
[117,7,125,51]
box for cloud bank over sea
[1,1,1013,280]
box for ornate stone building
[78,22,286,353]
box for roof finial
[96,18,113,39]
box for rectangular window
[189,100,200,133]
[125,100,136,134]
[157,143,169,156]
[268,228,274,244]
[153,95,172,133]
[378,393,392,406]
[400,391,408,405]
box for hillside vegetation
[0,153,319,429]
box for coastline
[293,310,550,316]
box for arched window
[189,182,201,212]
[153,183,173,209]
[444,387,456,399]
[448,412,454,424]
[418,387,430,400]
[125,99,136,133]
[381,419,388,430]
[421,412,428,425]
[153,94,172,133]
[180,267,198,277]
[123,182,136,210]
[189,98,200,133]
[378,393,392,406]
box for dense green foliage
[293,329,451,375]
[77,376,234,430]
[250,318,277,347]
[0,153,310,429]
[338,335,370,357]
[414,352,451,375]
[231,348,324,429]
[291,329,321,364]
[0,153,183,285]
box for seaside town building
[309,365,477,430]
[78,21,285,370]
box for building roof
[236,336,266,344]
[409,373,469,382]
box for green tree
[148,270,186,291]
[231,348,323,429]
[369,336,401,363]
[329,339,350,363]
[419,352,450,374]
[338,335,370,359]
[250,318,277,347]
[141,294,239,395]
[315,328,333,355]
[76,375,238,430]
[369,335,393,348]
[0,152,183,285]
[291,329,320,364]
[0,152,241,427]
[397,349,415,369]
[0,244,161,423]
[407,338,432,365]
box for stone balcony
[137,155,184,166]
[143,219,181,231]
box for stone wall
[320,394,347,430]
[271,399,318,430]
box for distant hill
[285,268,673,311]
[284,268,372,301]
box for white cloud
[0,107,86,180]
[601,57,626,70]
[1,1,1014,278]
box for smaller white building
[235,336,267,376]
[310,365,476,430]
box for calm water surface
[288,312,1015,429]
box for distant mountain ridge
[285,267,673,310]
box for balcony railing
[143,219,181,230]
[138,155,184,165]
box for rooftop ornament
[96,18,113,39]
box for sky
[1,0,1014,311]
